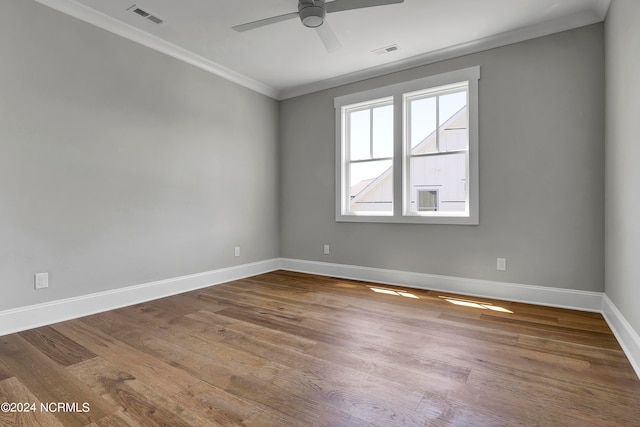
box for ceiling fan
[232,0,405,53]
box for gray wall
[605,1,640,333]
[280,24,605,292]
[0,0,610,315]
[0,0,279,311]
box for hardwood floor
[1,270,639,426]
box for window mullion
[393,93,403,218]
[369,108,374,159]
[402,93,410,216]
[344,109,351,215]
[436,95,440,153]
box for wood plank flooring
[1,270,639,426]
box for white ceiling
[35,0,610,99]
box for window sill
[336,213,479,225]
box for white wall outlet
[497,258,507,271]
[34,272,49,289]
[234,246,240,257]
[323,244,330,255]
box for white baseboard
[0,258,280,337]
[280,258,603,312]
[602,295,640,379]
[2,256,638,381]
[280,258,640,380]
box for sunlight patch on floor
[439,296,514,313]
[368,286,420,299]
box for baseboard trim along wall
[0,258,280,337]
[1,257,638,380]
[280,258,603,311]
[602,295,640,379]
[280,258,639,380]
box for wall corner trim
[602,295,640,379]
[0,259,280,337]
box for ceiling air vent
[127,5,164,24]
[372,44,399,55]
[146,15,164,25]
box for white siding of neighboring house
[410,152,466,212]
[351,107,468,213]
[352,175,394,211]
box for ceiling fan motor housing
[299,0,326,28]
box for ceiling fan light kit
[299,0,326,28]
[232,0,405,53]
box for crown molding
[33,0,280,99]
[33,0,608,101]
[279,8,607,99]
[591,0,612,19]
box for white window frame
[403,81,470,218]
[334,66,480,225]
[342,97,395,216]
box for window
[335,67,479,224]
[405,82,468,216]
[344,98,394,215]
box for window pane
[349,109,370,161]
[410,97,437,153]
[408,153,466,213]
[350,160,393,213]
[372,105,393,158]
[439,91,468,152]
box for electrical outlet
[234,247,240,257]
[323,244,330,255]
[497,258,507,271]
[34,272,49,289]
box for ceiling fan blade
[232,12,299,32]
[326,0,404,14]
[316,22,342,53]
